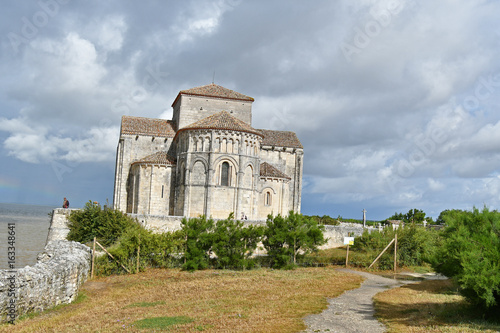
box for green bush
[353,223,440,269]
[306,215,339,226]
[67,200,185,276]
[211,216,263,270]
[181,215,215,271]
[432,207,500,309]
[94,228,185,275]
[263,211,326,268]
[67,201,137,247]
[180,214,264,271]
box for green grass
[133,316,194,329]
[124,301,166,308]
[375,279,500,332]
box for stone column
[205,132,215,217]
[235,154,244,219]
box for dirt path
[302,268,413,333]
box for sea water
[0,203,54,270]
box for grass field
[0,267,363,332]
[374,279,500,332]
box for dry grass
[1,267,363,332]
[374,279,500,332]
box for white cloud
[427,178,445,191]
[28,33,106,91]
[94,16,127,52]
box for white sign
[344,237,354,245]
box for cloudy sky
[1,0,500,220]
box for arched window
[265,191,272,206]
[221,162,230,186]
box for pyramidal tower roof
[176,110,262,137]
[172,83,254,106]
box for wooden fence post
[345,243,350,267]
[394,233,398,273]
[136,233,140,274]
[369,238,395,269]
[91,237,96,279]
[95,240,131,273]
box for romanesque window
[265,191,272,206]
[221,161,230,186]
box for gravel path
[302,269,413,333]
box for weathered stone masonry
[113,83,304,220]
[0,209,91,323]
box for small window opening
[221,162,230,186]
[265,192,272,206]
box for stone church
[113,83,303,220]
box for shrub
[263,211,326,268]
[67,200,185,276]
[94,228,185,275]
[67,201,137,247]
[432,207,500,309]
[352,223,440,269]
[211,216,263,270]
[181,215,215,271]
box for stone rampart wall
[0,209,90,324]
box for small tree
[432,207,500,309]
[67,200,137,246]
[263,211,326,268]
[211,215,263,269]
[404,208,426,224]
[181,215,214,271]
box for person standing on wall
[63,197,70,208]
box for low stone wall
[129,214,376,249]
[0,209,91,324]
[130,214,184,233]
[321,223,377,249]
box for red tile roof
[132,151,176,166]
[172,83,254,106]
[176,111,263,137]
[259,129,303,149]
[260,162,291,180]
[121,116,176,137]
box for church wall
[174,95,252,129]
[126,165,140,214]
[259,147,303,213]
[113,134,174,212]
[188,160,207,217]
[210,187,237,219]
[239,164,254,219]
[144,165,173,216]
[259,179,289,217]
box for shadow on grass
[375,279,500,332]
